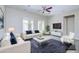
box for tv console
[50,31,62,37]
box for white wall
[5,7,48,34]
[49,9,79,38]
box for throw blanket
[30,39,71,53]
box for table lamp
[8,27,15,32]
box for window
[23,19,44,33]
[38,20,41,30]
[23,20,29,33]
[38,20,45,32]
[42,21,45,31]
[30,20,34,30]
[23,19,34,33]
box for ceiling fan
[41,5,53,13]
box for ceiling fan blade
[47,7,52,9]
[46,9,51,12]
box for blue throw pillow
[26,30,32,34]
[10,32,17,45]
[34,30,39,33]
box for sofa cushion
[26,30,32,34]
[1,33,11,47]
[0,41,31,53]
[10,32,17,45]
[16,35,24,43]
[34,30,39,33]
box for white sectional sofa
[0,33,31,53]
[0,41,31,53]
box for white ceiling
[6,5,79,16]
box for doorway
[64,15,75,35]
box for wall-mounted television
[53,23,61,29]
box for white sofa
[21,32,42,40]
[0,33,31,53]
[1,33,25,47]
[0,41,31,53]
[61,32,75,44]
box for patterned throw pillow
[10,32,17,45]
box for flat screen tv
[53,23,61,29]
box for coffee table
[34,35,60,43]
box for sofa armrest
[61,36,74,44]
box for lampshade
[8,27,15,32]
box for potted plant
[46,25,50,32]
[45,25,50,34]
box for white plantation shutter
[23,20,29,33]
[38,20,44,32]
[30,20,34,30]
